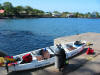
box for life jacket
[22,54,32,63]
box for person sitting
[40,48,50,59]
[36,48,50,61]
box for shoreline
[0,15,100,19]
[0,16,100,19]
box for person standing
[55,44,69,72]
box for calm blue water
[0,18,100,55]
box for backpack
[22,54,32,63]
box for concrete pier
[54,32,100,50]
[0,32,100,75]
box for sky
[0,0,100,13]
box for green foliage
[0,4,3,9]
[3,2,14,15]
[25,6,33,15]
[95,12,100,18]
[73,12,80,18]
[0,4,4,16]
[53,11,61,14]
[0,2,100,18]
[61,12,69,17]
[15,6,25,15]
[45,12,52,16]
[0,2,45,17]
[84,12,91,18]
[32,9,44,15]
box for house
[91,12,97,18]
[66,13,74,18]
[0,9,5,13]
[52,12,61,17]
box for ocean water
[0,18,100,56]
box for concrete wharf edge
[0,32,100,75]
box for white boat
[8,41,86,72]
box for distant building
[19,11,27,15]
[45,12,51,15]
[91,12,100,18]
[66,13,74,18]
[91,12,97,18]
[52,13,61,17]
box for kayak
[8,41,86,71]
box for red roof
[0,10,5,13]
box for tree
[53,11,60,14]
[73,12,80,18]
[0,4,5,16]
[3,2,14,15]
[61,12,69,17]
[73,12,85,18]
[45,12,52,16]
[0,4,3,9]
[84,12,91,18]
[25,6,33,15]
[79,13,84,18]
[32,9,44,16]
[37,10,44,16]
[15,6,25,15]
[53,11,61,17]
[95,12,100,18]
